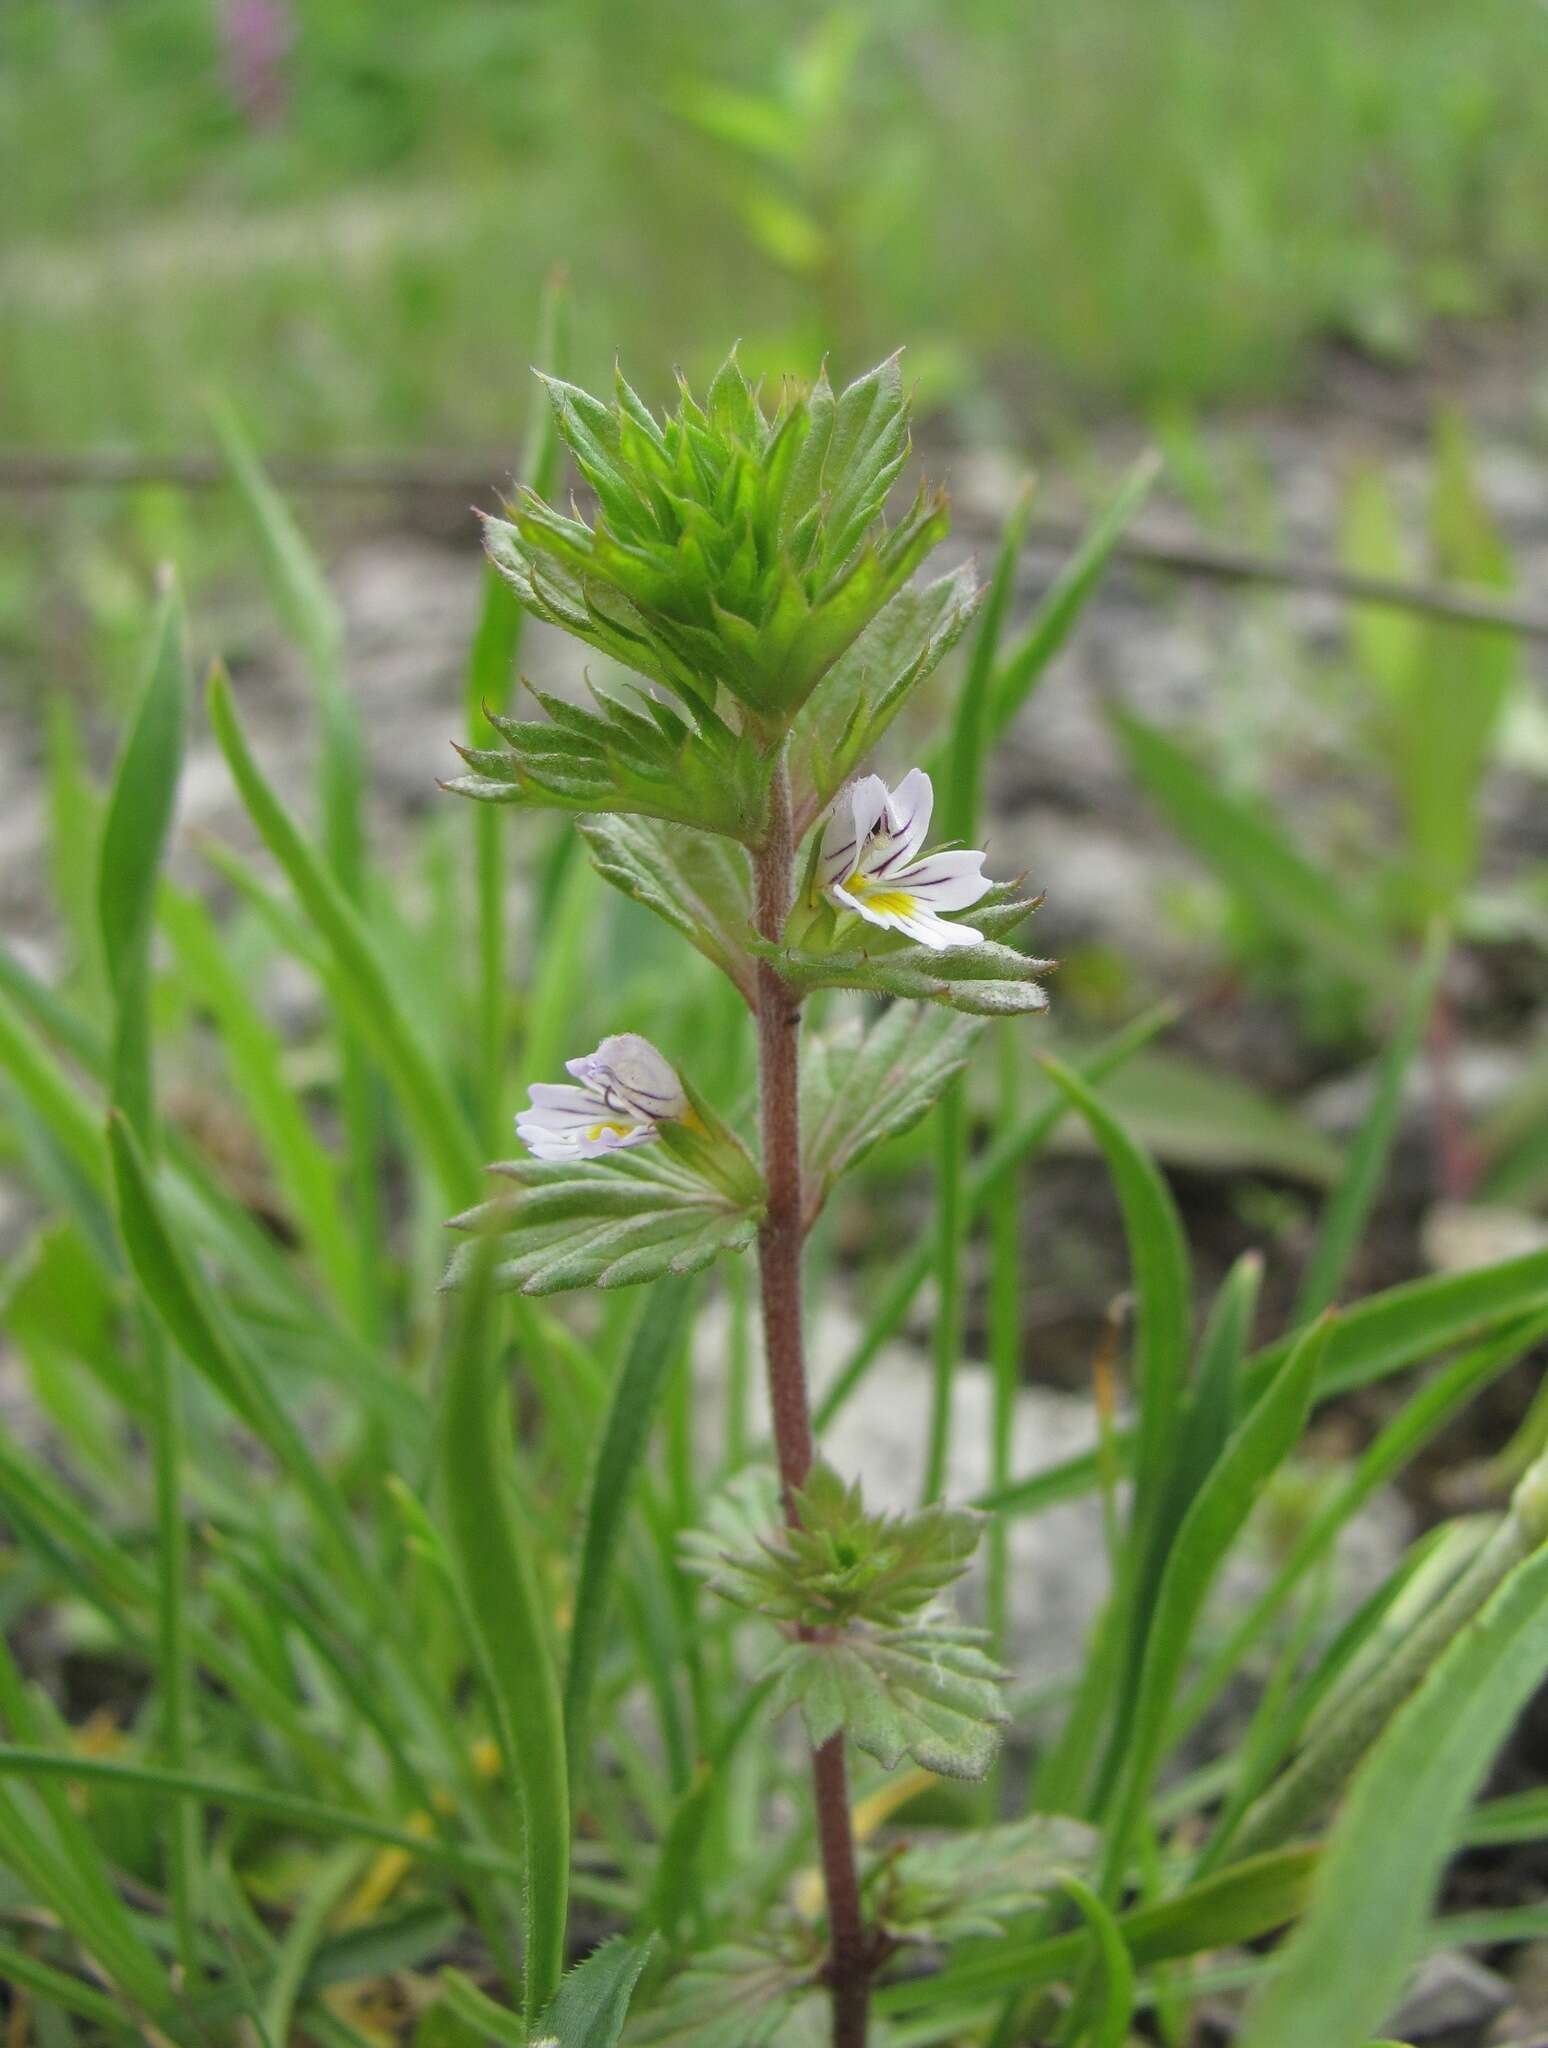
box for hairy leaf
[685,1463,982,1630]
[577,813,757,1004]
[446,1146,763,1296]
[539,1936,658,2048]
[626,1940,831,2047]
[790,563,983,829]
[447,663,770,842]
[874,1817,1098,1943]
[801,1005,983,1216]
[770,1619,1008,1779]
[759,888,1052,1016]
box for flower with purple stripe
[516,1033,688,1162]
[818,768,993,950]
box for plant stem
[751,754,871,2048]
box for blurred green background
[7,0,1548,455]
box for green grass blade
[470,273,569,1144]
[261,1845,367,2048]
[45,693,108,1016]
[0,1944,142,2039]
[878,1846,1317,2016]
[0,1745,534,1884]
[1241,1535,1548,2048]
[159,884,359,1318]
[106,1110,384,1627]
[987,451,1161,742]
[815,1005,1175,1432]
[96,583,200,1975]
[206,664,483,1204]
[208,392,344,693]
[1173,1248,1263,1503]
[519,845,601,1096]
[1099,1320,1326,1893]
[98,583,185,1147]
[921,496,1031,1507]
[1035,1053,1191,1537]
[0,983,108,1192]
[1058,1877,1136,2048]
[210,402,382,1316]
[990,1246,1548,1524]
[565,1276,696,1775]
[1109,703,1396,994]
[437,1256,569,2020]
[1296,924,1448,1321]
[1173,1306,1548,1744]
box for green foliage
[577,814,758,1006]
[871,1818,1097,1944]
[626,1939,832,2047]
[447,1140,763,1295]
[688,1465,1008,1778]
[690,1463,982,1630]
[800,1005,982,1215]
[760,887,1053,1016]
[436,1256,570,2022]
[11,321,1548,2048]
[537,1936,659,2048]
[1243,1533,1548,2048]
[1110,702,1397,995]
[447,675,770,842]
[480,352,943,744]
[791,562,983,825]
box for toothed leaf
[445,1146,762,1296]
[577,813,757,1004]
[801,1006,983,1215]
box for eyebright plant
[17,340,1548,2048]
[445,348,1043,2045]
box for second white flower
[819,768,993,951]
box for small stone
[1385,1951,1511,2043]
[1422,1201,1548,1276]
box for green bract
[686,1465,1009,1779]
[453,350,961,841]
[687,1463,983,1630]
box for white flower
[516,1033,688,1162]
[818,768,993,951]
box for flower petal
[880,767,935,868]
[820,775,889,887]
[525,1082,614,1125]
[890,905,986,950]
[583,1033,687,1121]
[859,770,936,883]
[894,848,992,911]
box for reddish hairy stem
[752,756,871,2048]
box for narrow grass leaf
[206,665,482,1203]
[98,583,185,1144]
[565,1277,696,1770]
[1296,924,1448,1321]
[160,884,358,1316]
[1174,1307,1548,1744]
[1035,1054,1191,1532]
[987,450,1162,741]
[1100,1319,1326,1893]
[1058,1877,1136,2048]
[437,1251,569,2019]
[817,1004,1175,1431]
[1242,1539,1548,2048]
[1110,703,1395,994]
